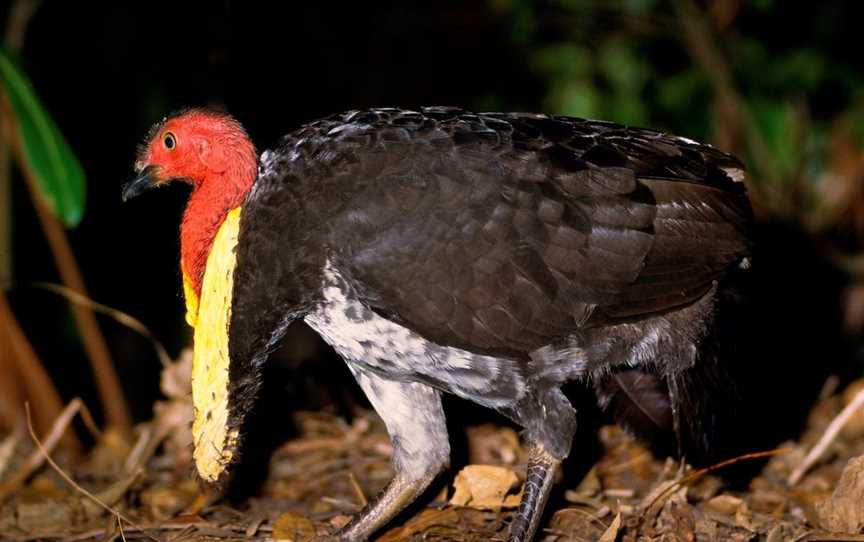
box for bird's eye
[163,132,177,150]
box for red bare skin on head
[137,110,257,294]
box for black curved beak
[122,164,158,202]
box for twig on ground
[643,448,790,514]
[348,471,368,508]
[124,426,153,474]
[22,403,162,542]
[0,397,89,501]
[57,520,266,542]
[788,385,864,486]
[0,420,24,479]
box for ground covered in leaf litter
[1,352,864,542]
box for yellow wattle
[182,271,199,328]
[189,206,242,483]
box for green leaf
[0,48,86,227]
[598,38,648,95]
[532,44,593,79]
[750,99,798,180]
[545,81,599,118]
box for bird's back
[247,107,752,361]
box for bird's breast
[303,261,528,409]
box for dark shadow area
[708,221,852,479]
[225,322,360,502]
[599,220,852,481]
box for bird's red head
[125,109,257,198]
[124,109,258,296]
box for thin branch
[642,448,790,514]
[3,0,43,51]
[788,385,864,486]
[0,335,24,429]
[33,282,172,368]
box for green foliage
[531,37,651,125]
[749,99,799,181]
[0,48,86,228]
[493,0,864,222]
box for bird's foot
[335,473,436,541]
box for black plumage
[225,107,752,541]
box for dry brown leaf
[841,380,864,440]
[160,348,192,400]
[152,349,194,458]
[329,514,352,530]
[598,512,622,542]
[140,480,198,520]
[816,454,864,534]
[705,494,745,516]
[273,511,317,542]
[466,424,522,465]
[573,466,602,497]
[449,464,521,510]
[641,479,687,520]
[82,428,130,479]
[13,498,77,535]
[377,507,461,542]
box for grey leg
[503,387,576,542]
[337,370,449,542]
[507,444,560,542]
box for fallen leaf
[841,380,864,440]
[640,479,687,520]
[140,481,198,520]
[816,454,864,533]
[378,508,461,542]
[161,349,193,400]
[13,498,77,535]
[573,466,601,497]
[449,465,521,509]
[466,424,522,465]
[273,511,317,542]
[598,512,621,542]
[705,494,745,516]
[329,514,352,530]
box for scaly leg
[507,444,560,542]
[337,370,449,541]
[502,387,576,542]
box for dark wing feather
[262,107,752,357]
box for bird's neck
[180,167,256,295]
